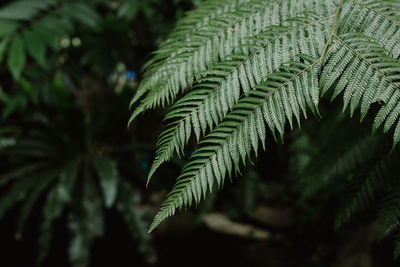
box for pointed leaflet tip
[390,145,395,155]
[146,160,163,188]
[127,103,146,127]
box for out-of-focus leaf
[23,29,46,66]
[37,161,80,265]
[16,172,56,234]
[63,3,100,29]
[0,21,18,36]
[43,161,79,220]
[117,1,139,20]
[117,180,156,264]
[0,173,38,220]
[32,23,58,50]
[0,37,10,65]
[36,222,53,266]
[7,36,26,80]
[68,171,104,266]
[93,156,119,208]
[0,1,44,20]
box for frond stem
[319,0,344,66]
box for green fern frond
[378,187,400,239]
[145,13,335,182]
[301,134,380,199]
[321,33,400,123]
[129,0,337,122]
[138,0,252,79]
[137,0,400,233]
[148,56,320,232]
[335,153,396,228]
[131,0,271,107]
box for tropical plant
[0,0,201,266]
[130,0,400,252]
[0,84,156,266]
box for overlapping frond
[140,0,252,76]
[148,56,320,232]
[335,156,392,228]
[129,0,337,122]
[300,134,381,199]
[334,151,400,258]
[146,13,334,183]
[136,0,400,234]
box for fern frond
[148,56,320,232]
[146,13,335,182]
[335,153,395,228]
[138,0,252,78]
[301,134,380,199]
[129,0,337,122]
[378,187,400,239]
[321,33,400,121]
[139,0,400,233]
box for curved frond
[146,13,335,182]
[148,56,319,232]
[129,0,337,122]
[137,0,400,235]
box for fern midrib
[332,33,399,89]
[350,0,400,26]
[147,15,335,182]
[148,60,318,232]
[319,0,343,65]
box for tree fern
[131,0,400,234]
[333,151,400,259]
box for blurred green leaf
[7,36,26,80]
[0,21,18,36]
[23,29,46,66]
[16,172,56,234]
[44,162,80,220]
[0,37,10,64]
[0,1,44,20]
[68,171,104,266]
[93,156,119,208]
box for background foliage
[0,0,399,267]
